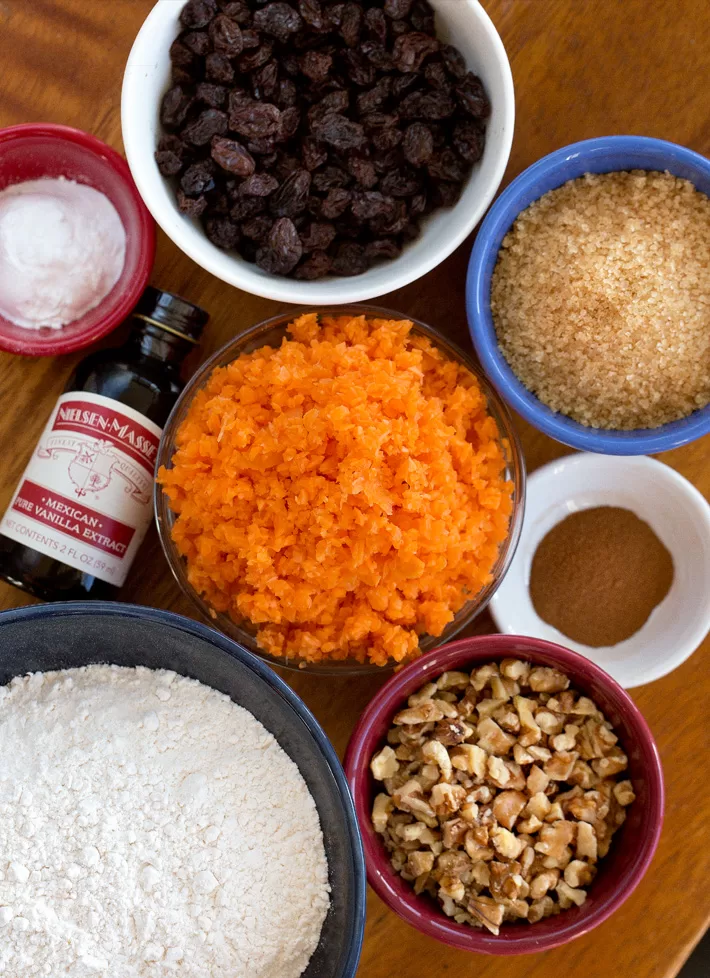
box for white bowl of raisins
[122,0,514,303]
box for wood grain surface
[0,2,708,976]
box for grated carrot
[158,314,514,666]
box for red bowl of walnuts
[343,634,664,954]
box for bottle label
[0,392,162,586]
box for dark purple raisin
[320,187,352,218]
[365,238,401,263]
[241,214,274,241]
[277,79,299,108]
[302,138,328,171]
[277,106,302,142]
[410,192,427,216]
[299,0,325,30]
[371,126,402,152]
[177,189,209,217]
[325,2,344,28]
[372,148,404,175]
[300,50,333,83]
[161,86,194,130]
[347,156,378,189]
[311,113,365,150]
[170,39,197,70]
[180,160,217,195]
[219,0,252,24]
[339,3,362,47]
[392,73,420,99]
[312,166,350,191]
[441,43,467,80]
[342,50,376,87]
[274,153,301,179]
[430,180,462,208]
[260,152,279,169]
[270,169,312,217]
[393,32,439,73]
[155,135,186,177]
[240,28,261,48]
[389,19,411,38]
[239,172,280,196]
[211,136,256,175]
[331,242,367,276]
[229,100,281,139]
[209,15,243,56]
[252,61,280,100]
[379,168,421,197]
[364,7,387,44]
[402,122,434,166]
[410,0,435,33]
[453,120,485,163]
[196,82,228,108]
[204,215,240,248]
[308,90,350,125]
[400,90,456,120]
[355,77,392,115]
[253,2,303,42]
[370,198,408,234]
[256,217,303,274]
[247,137,278,154]
[424,60,451,90]
[180,0,218,29]
[295,250,331,279]
[360,41,392,70]
[427,148,467,183]
[237,42,274,73]
[401,220,420,243]
[351,191,396,220]
[362,112,399,132]
[182,30,211,56]
[182,108,228,146]
[383,0,412,17]
[300,221,336,251]
[206,52,236,83]
[456,73,491,119]
[230,195,266,220]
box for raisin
[351,191,395,220]
[390,19,411,38]
[453,121,485,163]
[371,126,402,152]
[177,189,209,217]
[410,0,435,33]
[237,42,274,73]
[364,7,387,44]
[356,77,392,116]
[239,172,280,196]
[299,0,325,30]
[427,149,466,183]
[211,136,256,175]
[180,0,217,29]
[400,90,456,120]
[393,32,439,73]
[241,29,261,48]
[219,0,252,24]
[300,50,333,83]
[308,90,350,125]
[252,61,280,100]
[360,42,392,70]
[269,169,312,217]
[182,109,228,146]
[256,217,303,274]
[383,0,412,18]
[182,31,211,56]
[342,50,376,87]
[295,250,331,279]
[241,214,274,241]
[392,73,419,99]
[379,168,421,197]
[209,15,243,56]
[230,195,266,221]
[300,221,336,251]
[410,192,427,216]
[431,180,461,208]
[456,73,491,119]
[253,3,303,43]
[196,83,228,108]
[331,242,367,276]
[302,138,328,171]
[372,148,403,176]
[229,100,281,139]
[312,113,365,150]
[312,166,350,191]
[161,86,194,130]
[180,160,217,195]
[274,153,301,179]
[365,238,401,263]
[204,215,240,248]
[206,52,235,84]
[347,156,378,189]
[325,3,344,28]
[425,61,450,90]
[370,198,408,234]
[155,135,186,177]
[402,122,433,166]
[247,137,277,155]
[339,3,362,47]
[277,79,299,108]
[441,43,467,80]
[169,39,197,70]
[320,187,352,218]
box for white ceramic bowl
[121,0,514,304]
[490,453,710,688]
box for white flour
[0,665,330,978]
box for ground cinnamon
[529,506,674,647]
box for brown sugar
[529,506,674,647]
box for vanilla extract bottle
[0,288,208,601]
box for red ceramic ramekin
[344,634,664,955]
[0,123,155,356]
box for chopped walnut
[370,659,635,932]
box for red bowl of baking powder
[344,634,665,955]
[0,123,155,356]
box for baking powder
[0,177,126,330]
[0,665,330,978]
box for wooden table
[1,1,708,975]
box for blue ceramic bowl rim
[466,135,710,454]
[0,600,367,978]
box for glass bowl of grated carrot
[155,307,526,674]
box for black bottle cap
[132,287,209,345]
